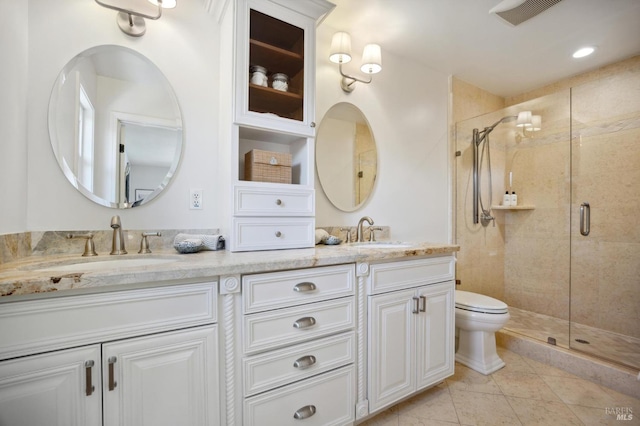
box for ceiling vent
[489,0,563,26]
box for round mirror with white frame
[316,102,377,212]
[48,45,183,209]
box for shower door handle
[580,202,590,236]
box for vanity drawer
[243,332,355,396]
[231,217,314,251]
[243,264,355,314]
[243,365,355,426]
[368,256,455,295]
[234,186,314,216]
[243,297,355,354]
[0,281,217,361]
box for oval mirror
[48,45,183,209]
[316,103,377,212]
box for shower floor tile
[505,306,640,370]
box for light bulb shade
[329,32,352,64]
[516,111,532,127]
[530,115,542,131]
[148,0,176,8]
[360,44,382,74]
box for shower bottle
[503,191,511,206]
[511,191,518,206]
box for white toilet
[455,290,510,375]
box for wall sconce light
[95,0,176,37]
[329,32,382,93]
[516,111,542,137]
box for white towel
[174,233,225,251]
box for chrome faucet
[356,216,374,242]
[110,215,127,255]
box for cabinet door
[368,289,416,413]
[0,345,101,426]
[416,282,455,390]
[103,325,220,426]
[235,0,322,137]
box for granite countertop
[0,242,458,301]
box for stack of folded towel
[173,233,225,253]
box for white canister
[250,65,268,87]
[271,73,289,92]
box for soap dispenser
[503,191,511,207]
[511,191,518,207]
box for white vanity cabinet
[241,264,356,425]
[366,257,455,414]
[219,0,334,252]
[0,282,221,426]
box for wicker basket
[244,149,292,184]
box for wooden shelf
[248,84,303,120]
[491,205,535,210]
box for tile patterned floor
[506,307,640,370]
[359,347,640,426]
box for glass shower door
[569,70,640,369]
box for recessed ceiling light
[572,47,595,59]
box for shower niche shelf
[491,205,535,210]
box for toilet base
[455,328,505,375]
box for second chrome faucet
[110,215,127,255]
[356,216,374,243]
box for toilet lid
[455,290,508,314]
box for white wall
[0,1,28,234]
[3,1,452,244]
[24,0,220,231]
[315,24,452,243]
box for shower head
[485,115,517,133]
[474,115,517,146]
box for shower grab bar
[580,202,590,236]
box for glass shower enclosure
[454,69,640,370]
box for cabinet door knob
[293,355,317,369]
[275,231,282,238]
[275,199,283,206]
[108,356,118,391]
[84,360,95,396]
[293,316,316,329]
[293,282,317,292]
[310,122,316,128]
[293,404,316,419]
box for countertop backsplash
[1,229,221,264]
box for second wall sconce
[95,0,176,37]
[516,111,542,137]
[329,32,382,93]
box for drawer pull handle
[108,356,117,391]
[275,199,283,206]
[293,282,317,293]
[275,231,282,238]
[293,316,316,329]
[293,404,316,420]
[84,360,95,396]
[293,355,317,369]
[412,296,420,314]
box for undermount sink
[348,242,412,249]
[22,256,180,273]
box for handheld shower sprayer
[472,115,517,226]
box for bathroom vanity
[0,242,457,425]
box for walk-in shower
[472,116,516,226]
[455,69,640,372]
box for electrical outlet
[190,189,203,209]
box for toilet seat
[455,290,508,314]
